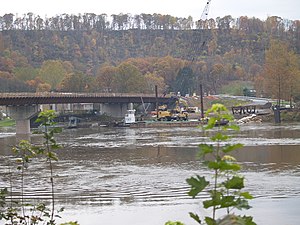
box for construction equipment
[157,102,188,121]
[157,110,188,121]
[201,0,212,21]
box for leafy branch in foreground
[0,110,78,225]
[166,104,256,225]
[35,110,62,223]
[187,104,256,225]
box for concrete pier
[6,105,39,135]
[100,103,132,117]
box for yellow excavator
[157,102,188,121]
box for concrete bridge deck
[0,92,172,106]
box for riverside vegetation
[0,110,78,225]
[1,106,254,225]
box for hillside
[0,13,299,97]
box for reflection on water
[0,123,300,225]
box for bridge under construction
[0,92,173,137]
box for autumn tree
[14,66,39,82]
[26,77,47,92]
[210,63,225,93]
[115,62,146,93]
[258,39,300,105]
[36,83,51,92]
[38,60,68,90]
[59,72,95,92]
[95,64,118,92]
[153,56,185,88]
[0,55,15,73]
[144,72,166,94]
[123,58,153,75]
[0,71,32,92]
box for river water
[0,123,300,225]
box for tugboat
[114,109,136,127]
[124,109,136,125]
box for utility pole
[155,85,158,119]
[274,75,281,123]
[200,84,204,119]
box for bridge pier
[6,105,39,136]
[100,103,132,117]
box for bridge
[0,92,173,136]
[0,92,171,105]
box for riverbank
[258,109,300,122]
[0,118,15,127]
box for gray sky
[1,0,299,20]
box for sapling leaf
[240,192,254,200]
[224,176,244,189]
[52,127,62,134]
[47,152,59,161]
[222,143,244,153]
[203,191,222,208]
[51,143,61,150]
[205,216,217,225]
[219,196,236,208]
[211,133,229,141]
[198,144,214,158]
[189,212,201,224]
[186,175,209,198]
[241,215,256,225]
[235,199,252,210]
[206,117,217,129]
[227,124,240,131]
[207,161,221,170]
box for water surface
[0,123,300,225]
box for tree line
[0,12,299,32]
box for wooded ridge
[0,13,299,100]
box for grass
[220,80,254,96]
[0,118,16,127]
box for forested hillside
[0,13,299,99]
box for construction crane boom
[201,0,212,20]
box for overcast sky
[1,0,299,21]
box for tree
[210,63,225,93]
[36,82,51,92]
[115,62,146,93]
[38,60,68,90]
[14,66,39,82]
[95,64,118,92]
[26,77,47,92]
[259,39,300,105]
[2,13,14,30]
[153,56,185,87]
[173,66,195,96]
[59,72,95,92]
[0,56,15,73]
[144,72,166,94]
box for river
[0,123,300,225]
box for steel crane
[201,0,212,21]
